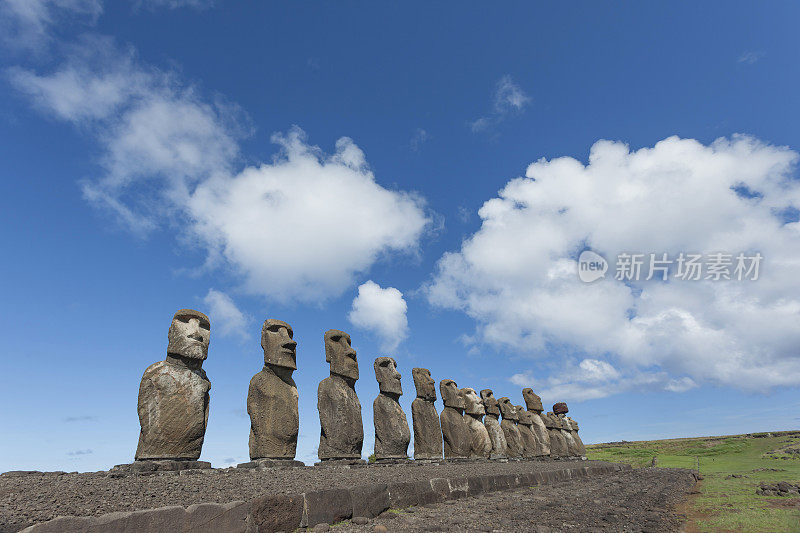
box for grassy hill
[586,430,800,532]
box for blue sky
[2,1,800,471]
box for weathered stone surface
[236,458,304,469]
[250,493,304,532]
[567,416,587,455]
[552,402,569,415]
[248,319,299,461]
[373,357,410,460]
[557,413,581,457]
[516,406,544,458]
[480,389,507,459]
[109,460,211,474]
[460,388,491,459]
[350,483,390,518]
[136,309,211,461]
[439,379,471,459]
[303,488,352,527]
[411,368,442,460]
[498,398,523,458]
[544,412,569,458]
[522,388,551,457]
[318,330,363,461]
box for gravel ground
[0,459,608,532]
[331,467,698,533]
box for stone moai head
[261,319,297,370]
[324,329,358,381]
[522,388,544,413]
[498,397,519,422]
[460,388,485,416]
[412,367,436,401]
[544,412,558,428]
[553,402,569,415]
[167,309,211,361]
[480,389,501,416]
[374,356,402,395]
[440,379,464,409]
[516,406,533,426]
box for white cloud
[471,75,530,133]
[410,128,428,152]
[0,0,102,49]
[134,0,215,9]
[510,371,535,387]
[348,280,409,352]
[738,51,764,65]
[203,289,250,340]
[12,38,430,302]
[427,135,800,394]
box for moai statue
[515,405,540,459]
[498,397,523,459]
[566,416,587,456]
[522,388,551,457]
[460,388,491,459]
[411,368,443,461]
[480,389,508,459]
[317,330,364,463]
[543,411,569,458]
[553,402,580,457]
[373,357,411,461]
[439,379,471,459]
[243,319,302,467]
[135,309,212,467]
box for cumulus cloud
[0,0,102,49]
[203,289,250,340]
[470,75,530,133]
[427,135,800,394]
[12,38,430,302]
[510,370,535,387]
[348,280,409,351]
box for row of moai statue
[133,310,586,467]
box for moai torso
[136,309,211,461]
[498,398,523,458]
[248,320,299,460]
[439,379,471,459]
[318,330,363,460]
[480,389,507,459]
[411,368,442,460]
[553,402,578,457]
[373,357,410,459]
[516,406,540,458]
[567,417,587,455]
[461,388,491,459]
[544,412,568,458]
[522,388,551,456]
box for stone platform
[236,458,305,469]
[8,460,630,533]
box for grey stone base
[22,463,632,533]
[314,458,368,467]
[373,457,412,465]
[109,460,212,476]
[237,459,305,469]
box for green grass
[586,431,800,532]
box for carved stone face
[460,388,485,416]
[440,379,464,409]
[553,402,569,415]
[324,329,358,380]
[522,388,543,412]
[568,417,579,431]
[543,412,558,429]
[374,356,402,395]
[480,389,500,416]
[261,319,297,370]
[412,368,436,401]
[516,406,533,426]
[498,397,519,422]
[167,309,210,360]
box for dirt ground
[331,467,698,533]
